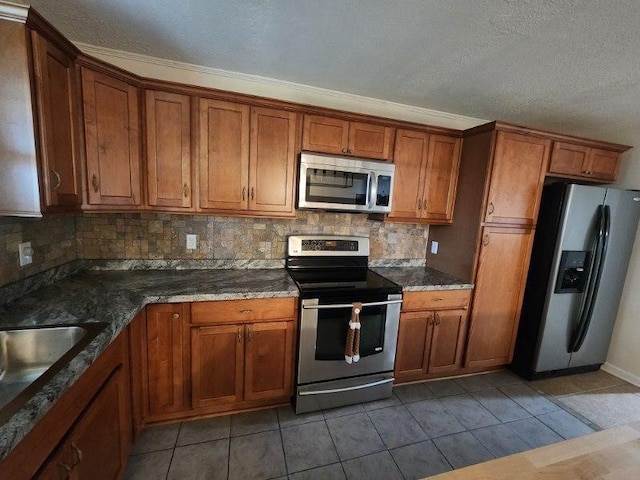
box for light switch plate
[186,234,198,250]
[19,241,33,266]
[430,240,439,254]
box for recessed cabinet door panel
[389,129,429,219]
[302,115,349,154]
[427,309,467,374]
[191,325,244,408]
[348,122,393,160]
[423,135,461,223]
[394,311,432,380]
[31,32,82,208]
[249,107,297,213]
[244,321,294,401]
[465,227,534,368]
[198,99,249,210]
[82,68,141,206]
[146,90,192,208]
[485,132,550,226]
[548,142,590,177]
[588,148,621,181]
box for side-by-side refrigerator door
[533,184,607,373]
[568,188,640,368]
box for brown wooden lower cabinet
[395,290,471,383]
[0,325,132,480]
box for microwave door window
[306,169,369,206]
[315,305,386,360]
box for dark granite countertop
[0,268,298,460]
[371,266,474,291]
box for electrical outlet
[186,234,198,250]
[430,240,439,254]
[19,242,34,266]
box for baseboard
[602,362,640,387]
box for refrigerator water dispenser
[555,250,588,293]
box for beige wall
[604,150,640,385]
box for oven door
[298,293,402,384]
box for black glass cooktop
[287,267,401,299]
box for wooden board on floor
[426,422,640,480]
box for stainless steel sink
[0,323,107,424]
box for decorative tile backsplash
[76,212,429,261]
[0,215,77,288]
[1,211,428,289]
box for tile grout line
[275,408,290,477]
[362,405,406,478]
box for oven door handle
[298,377,394,396]
[302,299,403,310]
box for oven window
[315,304,386,360]
[305,168,369,206]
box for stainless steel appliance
[286,235,402,413]
[297,152,395,213]
[511,183,640,379]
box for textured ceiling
[16,0,640,144]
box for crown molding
[0,1,28,23]
[75,42,486,131]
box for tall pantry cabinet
[427,123,551,369]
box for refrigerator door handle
[570,204,610,352]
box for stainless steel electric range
[286,235,402,414]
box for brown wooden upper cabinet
[198,100,297,216]
[388,129,461,224]
[82,68,142,207]
[302,114,394,160]
[30,30,82,211]
[145,90,192,210]
[548,141,622,183]
[484,132,551,227]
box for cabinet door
[67,366,131,480]
[31,31,82,209]
[427,309,468,375]
[145,90,192,209]
[302,115,349,154]
[465,227,534,368]
[394,311,433,381]
[146,304,189,416]
[485,132,550,226]
[423,135,461,223]
[82,68,141,206]
[548,142,590,177]
[249,107,297,214]
[348,122,393,160]
[191,324,244,408]
[244,321,295,401]
[588,148,621,181]
[388,129,428,220]
[198,99,249,210]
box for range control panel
[287,235,369,257]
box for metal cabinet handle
[172,313,180,320]
[341,148,348,154]
[71,442,83,467]
[91,174,99,192]
[59,462,73,479]
[417,198,422,211]
[483,234,490,246]
[237,327,242,342]
[250,187,255,201]
[428,313,435,325]
[435,312,441,325]
[247,327,253,341]
[423,199,428,211]
[239,309,252,314]
[487,202,495,215]
[242,187,246,201]
[182,183,189,197]
[51,169,62,191]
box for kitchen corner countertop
[0,268,298,460]
[371,266,474,291]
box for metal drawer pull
[239,309,252,314]
[182,183,189,197]
[91,174,99,192]
[51,169,62,191]
[299,377,394,396]
[483,234,490,246]
[303,299,403,310]
[172,313,180,319]
[487,202,495,215]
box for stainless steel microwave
[297,152,395,214]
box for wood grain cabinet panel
[465,227,534,369]
[145,90,192,209]
[395,290,471,383]
[484,132,550,227]
[31,31,82,210]
[145,303,189,417]
[302,114,393,160]
[82,67,141,207]
[388,129,461,224]
[549,141,622,182]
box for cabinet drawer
[191,297,296,324]
[402,289,471,312]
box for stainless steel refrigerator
[511,183,640,379]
